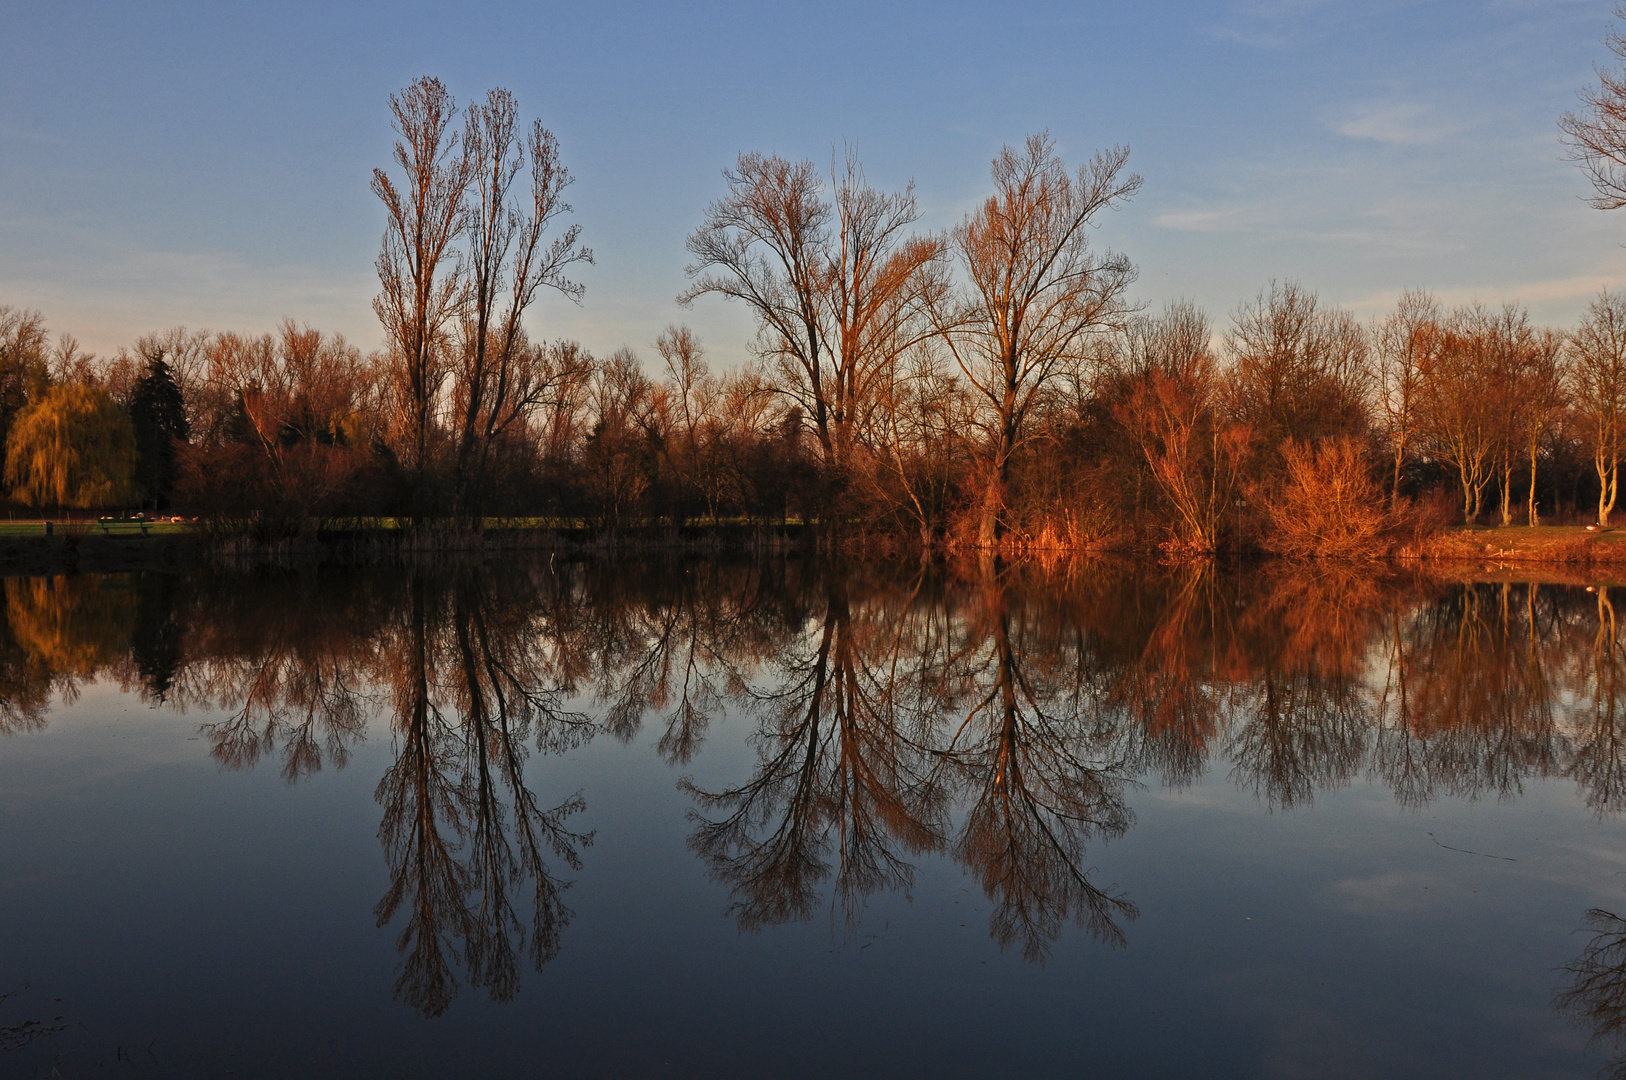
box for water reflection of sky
[1,561,1625,1077]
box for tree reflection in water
[7,560,1626,1007]
[372,568,594,1017]
[1558,906,1626,1079]
[683,566,947,933]
[683,560,1138,959]
[940,565,1137,958]
[1570,587,1626,816]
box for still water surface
[2,559,1625,1077]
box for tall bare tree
[931,134,1141,547]
[867,337,971,549]
[1518,328,1566,526]
[1223,280,1371,456]
[0,308,49,458]
[452,89,592,524]
[373,76,474,523]
[682,150,941,521]
[1483,305,1539,528]
[1111,303,1247,552]
[821,157,945,478]
[683,154,825,456]
[654,325,730,522]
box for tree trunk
[977,480,1002,549]
[1600,452,1613,527]
[1499,462,1513,527]
[1527,441,1540,527]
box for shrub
[1260,437,1396,560]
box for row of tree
[8,272,1626,553]
[7,69,1626,551]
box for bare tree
[821,157,945,479]
[1115,299,1212,384]
[867,337,972,548]
[1519,328,1566,526]
[1223,280,1372,456]
[1105,302,1248,552]
[1483,305,1540,528]
[654,325,729,522]
[1417,308,1498,524]
[452,89,592,524]
[582,348,655,529]
[1374,290,1439,505]
[0,307,49,461]
[1562,6,1626,211]
[48,334,98,388]
[372,76,473,523]
[930,134,1141,546]
[1573,291,1626,526]
[1118,370,1247,553]
[681,150,942,521]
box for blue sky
[1,0,1620,366]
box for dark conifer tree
[129,352,189,509]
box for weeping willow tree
[4,383,136,508]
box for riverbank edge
[8,523,1626,576]
[0,524,813,574]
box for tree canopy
[4,383,136,508]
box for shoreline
[9,522,1626,576]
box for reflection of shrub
[1260,438,1397,560]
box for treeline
[5,76,1626,554]
[7,281,1626,555]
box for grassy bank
[1419,525,1626,565]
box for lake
[1,558,1624,1077]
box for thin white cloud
[1201,0,1338,48]
[1232,0,1335,17]
[0,124,75,148]
[1151,201,1452,256]
[1334,102,1455,146]
[1152,206,1263,233]
[1349,274,1626,320]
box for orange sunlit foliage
[4,383,135,508]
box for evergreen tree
[129,352,188,509]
